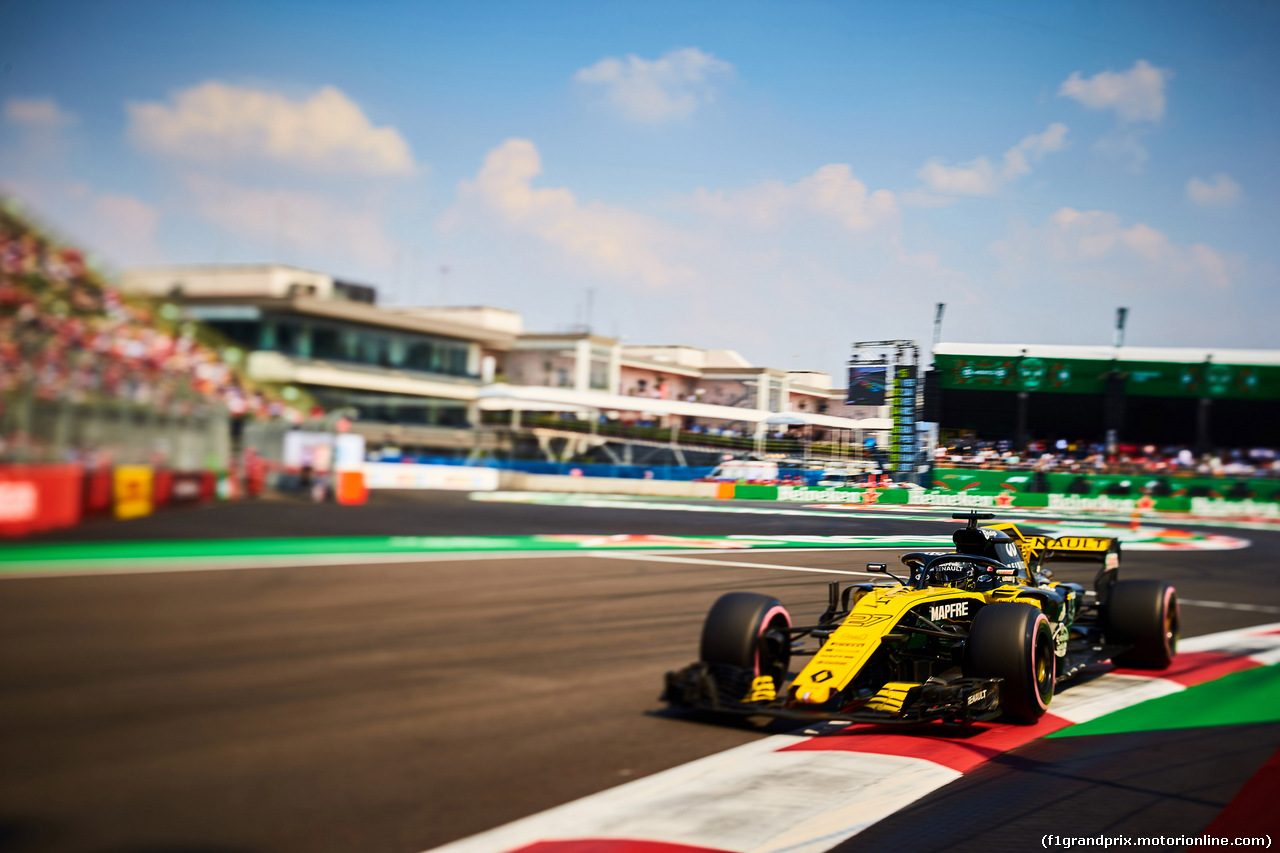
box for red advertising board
[0,464,84,538]
[83,467,113,515]
[153,469,174,507]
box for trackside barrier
[152,469,174,507]
[716,484,1280,517]
[199,471,216,502]
[0,463,84,538]
[717,485,910,503]
[170,471,203,503]
[383,457,719,481]
[83,467,113,515]
[244,455,266,497]
[335,471,368,505]
[0,464,237,539]
[112,465,154,520]
[496,472,719,498]
[364,462,499,491]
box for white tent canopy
[478,384,890,430]
[763,411,892,431]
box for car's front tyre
[963,602,1056,723]
[700,592,792,689]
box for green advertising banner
[935,354,1280,400]
[928,467,1280,500]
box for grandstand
[0,201,306,468]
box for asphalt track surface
[1,492,1278,853]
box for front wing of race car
[662,662,1004,725]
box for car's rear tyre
[1105,580,1178,669]
[963,603,1056,723]
[700,592,791,687]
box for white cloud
[573,47,733,122]
[1,179,163,265]
[128,82,417,176]
[917,157,1000,197]
[1058,60,1170,122]
[914,123,1068,200]
[689,163,899,232]
[444,139,690,286]
[87,193,163,263]
[446,139,903,291]
[1092,130,1150,171]
[185,174,396,268]
[991,206,1238,291]
[1186,173,1242,208]
[1001,122,1068,179]
[4,97,76,127]
[438,138,974,374]
[1,97,162,265]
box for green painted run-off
[1050,663,1280,737]
[0,533,952,573]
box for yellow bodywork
[988,523,1119,569]
[865,682,918,713]
[745,675,778,703]
[785,524,1111,708]
[790,585,989,705]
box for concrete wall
[496,471,719,498]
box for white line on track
[9,549,1278,621]
[654,546,928,555]
[1180,598,1280,614]
[606,558,1279,610]
[594,553,880,576]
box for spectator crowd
[936,438,1280,478]
[0,202,309,425]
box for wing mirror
[866,562,904,583]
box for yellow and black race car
[663,512,1179,724]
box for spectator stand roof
[476,384,891,431]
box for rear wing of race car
[987,523,1120,600]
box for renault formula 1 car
[663,512,1178,724]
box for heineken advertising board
[935,353,1280,400]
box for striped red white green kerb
[427,625,1280,853]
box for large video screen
[934,353,1280,400]
[847,364,887,406]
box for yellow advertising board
[113,465,154,520]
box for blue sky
[2,0,1277,378]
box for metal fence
[0,395,231,469]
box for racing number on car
[810,670,833,683]
[843,614,891,627]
